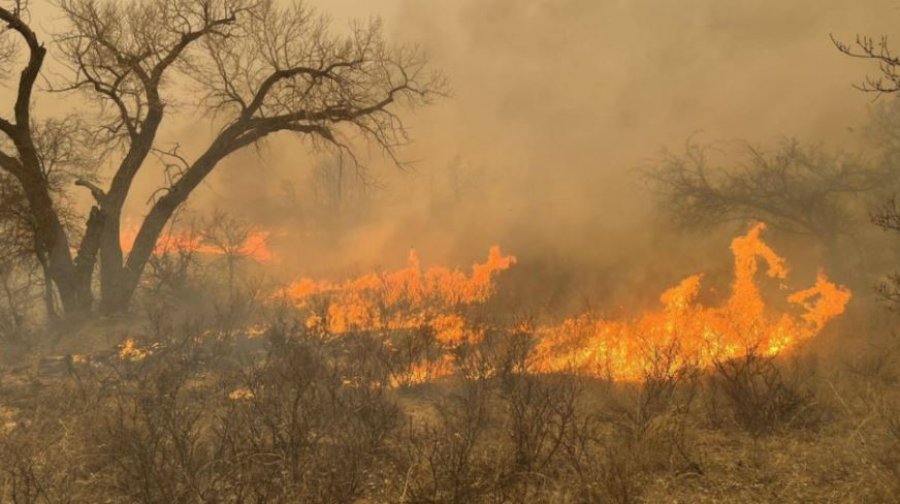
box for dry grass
[1,312,898,503]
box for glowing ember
[529,223,852,380]
[228,388,255,401]
[117,338,149,361]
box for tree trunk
[36,257,59,321]
[97,204,170,315]
[20,182,94,316]
[98,212,129,314]
[99,272,133,314]
[97,141,236,315]
[51,265,93,316]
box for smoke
[196,1,895,285]
[6,0,900,309]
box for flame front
[529,223,852,380]
[285,224,851,383]
[287,246,516,341]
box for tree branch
[0,6,45,134]
[832,33,900,94]
[0,148,23,176]
[75,178,106,205]
[151,10,240,85]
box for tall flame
[283,224,851,384]
[529,223,851,380]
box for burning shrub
[0,225,864,502]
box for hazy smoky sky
[210,0,899,273]
[6,0,900,281]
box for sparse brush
[401,376,496,503]
[709,349,823,436]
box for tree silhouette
[0,0,445,315]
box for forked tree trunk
[95,145,233,315]
[22,185,95,317]
[97,197,181,315]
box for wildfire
[284,246,515,385]
[284,224,851,384]
[117,338,149,361]
[120,226,274,262]
[529,223,852,380]
[287,246,516,341]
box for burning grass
[0,223,873,503]
[284,223,851,384]
[2,317,897,503]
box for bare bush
[402,377,496,503]
[710,350,822,436]
[0,402,79,502]
[214,325,400,502]
[84,344,222,502]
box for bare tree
[834,33,900,302]
[0,4,100,320]
[311,155,370,214]
[832,33,900,94]
[0,0,444,316]
[643,138,882,252]
[201,210,257,299]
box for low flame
[284,224,852,383]
[117,338,149,361]
[120,226,274,262]
[287,246,516,342]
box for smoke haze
[8,0,900,310]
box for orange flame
[282,224,851,384]
[529,223,851,380]
[285,246,516,385]
[120,226,274,262]
[287,246,516,341]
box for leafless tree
[201,210,256,295]
[834,33,900,302]
[0,114,98,319]
[0,0,445,316]
[644,138,883,255]
[311,155,372,214]
[832,33,900,94]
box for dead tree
[834,32,900,302]
[0,0,444,315]
[832,33,900,94]
[643,139,882,250]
